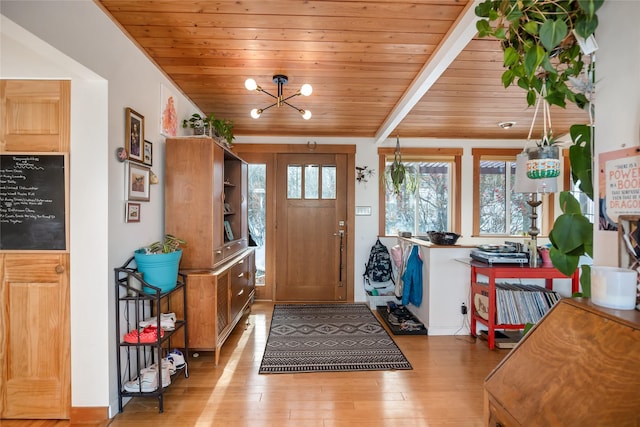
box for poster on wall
[160,84,178,137]
[599,146,640,231]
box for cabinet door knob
[55,264,65,274]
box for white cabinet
[398,238,472,335]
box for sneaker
[167,349,187,376]
[144,360,171,388]
[139,312,176,331]
[123,326,164,343]
[123,369,158,392]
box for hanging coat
[401,245,423,306]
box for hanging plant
[384,136,417,197]
[475,0,603,109]
[476,1,602,296]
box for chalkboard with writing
[0,154,67,250]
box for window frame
[472,148,556,237]
[378,147,462,237]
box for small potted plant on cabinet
[134,234,186,293]
[213,117,235,147]
[182,113,215,136]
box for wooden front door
[275,153,348,301]
[0,80,71,419]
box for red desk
[469,261,580,349]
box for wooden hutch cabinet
[165,137,254,364]
[165,137,248,268]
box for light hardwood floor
[2,301,508,427]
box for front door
[275,153,348,301]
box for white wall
[1,0,638,418]
[1,0,201,416]
[593,1,640,266]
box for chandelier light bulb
[245,78,258,91]
[301,110,312,120]
[300,83,313,97]
[250,108,261,119]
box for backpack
[364,238,395,285]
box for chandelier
[244,75,312,120]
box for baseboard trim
[71,406,110,424]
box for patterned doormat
[259,303,412,374]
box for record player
[470,244,529,265]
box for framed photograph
[125,107,144,163]
[126,162,150,201]
[160,84,178,137]
[224,220,234,241]
[126,202,141,223]
[143,140,153,166]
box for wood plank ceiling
[96,0,590,142]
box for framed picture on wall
[160,84,178,137]
[125,202,141,223]
[126,161,150,202]
[143,140,153,166]
[125,107,144,163]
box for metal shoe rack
[114,257,189,413]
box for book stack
[495,283,561,325]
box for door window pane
[287,165,302,199]
[304,164,319,199]
[322,165,336,199]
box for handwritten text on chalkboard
[0,154,67,250]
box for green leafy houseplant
[383,136,417,197]
[134,234,187,292]
[213,117,235,146]
[548,124,593,296]
[475,0,602,296]
[147,234,186,254]
[182,113,214,130]
[475,0,603,109]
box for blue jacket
[402,245,423,306]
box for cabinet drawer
[230,257,250,317]
[213,246,225,266]
[223,239,247,259]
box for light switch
[355,206,372,216]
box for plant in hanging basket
[526,145,561,179]
[383,136,417,197]
[475,0,602,109]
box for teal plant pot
[134,249,182,293]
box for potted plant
[548,124,594,296]
[526,132,561,179]
[213,117,235,146]
[475,0,602,109]
[384,135,417,197]
[475,0,602,296]
[134,234,186,293]
[182,113,215,136]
